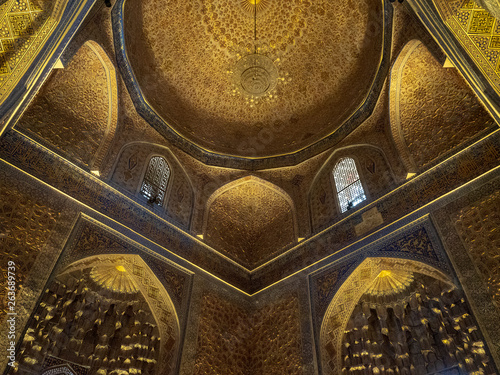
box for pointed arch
[16,40,118,171]
[308,144,396,232]
[389,39,494,172]
[332,157,367,213]
[139,155,171,205]
[16,254,180,375]
[203,176,298,268]
[109,142,195,229]
[319,257,495,375]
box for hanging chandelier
[232,0,278,98]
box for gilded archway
[320,257,495,375]
[308,144,396,232]
[15,254,180,375]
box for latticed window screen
[333,157,366,213]
[140,156,171,205]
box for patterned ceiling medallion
[233,54,278,98]
[90,264,139,294]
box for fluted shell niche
[14,257,179,375]
[341,272,496,375]
[123,0,384,158]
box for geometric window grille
[140,156,170,206]
[333,157,366,213]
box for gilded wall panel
[0,165,72,372]
[433,0,500,94]
[16,41,115,169]
[391,40,494,171]
[249,294,303,375]
[0,182,60,325]
[433,178,500,365]
[454,190,500,306]
[193,292,251,375]
[204,178,296,269]
[193,291,304,375]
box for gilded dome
[122,0,384,162]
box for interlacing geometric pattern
[454,190,500,306]
[194,292,303,374]
[0,0,68,103]
[333,157,366,213]
[140,156,170,206]
[433,0,500,93]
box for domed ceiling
[121,0,385,164]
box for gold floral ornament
[89,264,139,294]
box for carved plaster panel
[16,40,118,170]
[193,291,303,374]
[390,40,494,171]
[204,176,297,268]
[433,0,500,94]
[0,0,69,104]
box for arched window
[333,157,366,213]
[140,156,170,206]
